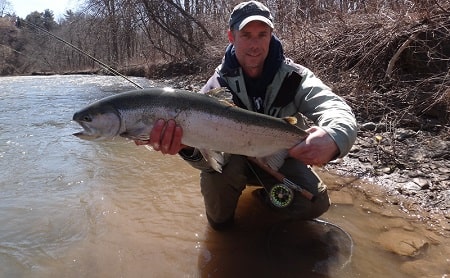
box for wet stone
[368,196,385,205]
[376,230,429,257]
[400,259,447,278]
[329,191,354,205]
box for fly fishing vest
[215,58,305,118]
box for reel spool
[269,184,294,208]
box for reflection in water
[198,189,354,278]
[0,75,448,277]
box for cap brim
[238,15,274,30]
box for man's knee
[287,189,330,220]
[200,155,248,227]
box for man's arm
[295,68,358,160]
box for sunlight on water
[0,75,448,277]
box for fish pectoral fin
[119,128,149,141]
[199,149,225,173]
[260,150,289,171]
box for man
[138,1,357,230]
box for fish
[72,87,309,172]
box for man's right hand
[134,119,185,155]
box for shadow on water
[198,188,354,278]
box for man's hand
[288,126,339,166]
[134,119,185,155]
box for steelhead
[72,87,308,172]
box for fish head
[72,103,121,141]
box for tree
[0,0,13,17]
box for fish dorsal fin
[219,99,235,107]
[282,116,297,125]
[205,87,234,104]
[205,87,226,96]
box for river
[0,75,448,277]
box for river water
[0,75,448,277]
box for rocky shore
[328,124,449,232]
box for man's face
[228,21,272,78]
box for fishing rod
[21,19,317,209]
[17,19,143,89]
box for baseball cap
[229,1,274,30]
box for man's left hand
[288,126,339,166]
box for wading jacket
[179,36,357,170]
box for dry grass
[288,10,450,128]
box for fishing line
[17,19,143,89]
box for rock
[381,218,415,231]
[394,128,416,141]
[381,167,393,174]
[412,178,430,189]
[328,191,354,205]
[376,229,429,257]
[369,196,385,205]
[349,145,361,153]
[400,259,447,278]
[360,122,377,131]
[400,182,422,192]
[393,176,409,183]
[407,170,425,178]
[438,167,450,174]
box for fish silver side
[72,87,308,172]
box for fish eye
[82,115,92,122]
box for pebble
[329,191,354,205]
[438,167,450,174]
[401,182,422,192]
[394,128,417,141]
[412,178,430,189]
[360,122,377,131]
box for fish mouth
[72,130,100,140]
[72,121,101,140]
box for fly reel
[269,184,294,208]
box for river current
[0,75,448,277]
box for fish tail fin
[199,149,225,173]
[261,150,289,171]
